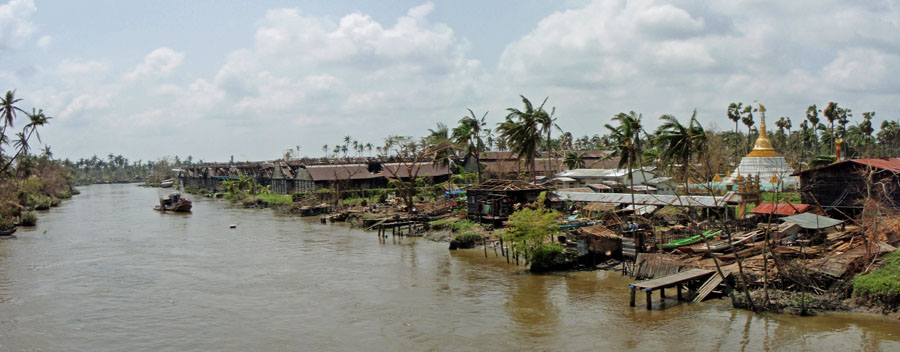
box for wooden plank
[632,269,715,290]
[693,272,729,303]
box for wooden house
[793,158,900,215]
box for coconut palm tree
[806,104,820,157]
[498,95,547,182]
[535,102,558,174]
[656,110,707,195]
[605,111,643,210]
[727,102,742,134]
[563,151,585,169]
[860,112,875,157]
[427,122,454,169]
[452,109,488,183]
[823,102,838,154]
[741,105,755,154]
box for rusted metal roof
[554,191,734,208]
[750,203,812,216]
[469,179,547,192]
[304,162,449,181]
[793,158,900,176]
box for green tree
[741,105,755,154]
[655,109,707,195]
[806,104,820,157]
[498,95,548,182]
[452,109,488,183]
[563,151,585,169]
[605,111,644,210]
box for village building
[726,108,798,187]
[465,179,547,223]
[551,168,660,193]
[792,158,900,215]
[463,150,620,179]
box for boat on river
[657,229,722,250]
[154,192,192,212]
[159,179,175,188]
[0,227,17,237]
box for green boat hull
[657,229,722,249]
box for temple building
[726,104,799,187]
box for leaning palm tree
[656,110,707,195]
[452,109,488,183]
[427,122,454,169]
[535,102,558,175]
[498,95,546,182]
[605,111,643,211]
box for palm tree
[727,102,742,134]
[498,95,547,182]
[605,111,643,211]
[427,122,454,169]
[860,112,875,157]
[534,101,558,174]
[563,151,585,169]
[741,105,755,154]
[452,109,488,183]
[823,102,838,154]
[656,110,707,195]
[806,104,820,157]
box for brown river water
[1,184,898,351]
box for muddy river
[1,184,898,351]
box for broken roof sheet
[553,191,734,207]
[750,203,812,216]
[780,213,843,229]
[469,179,547,192]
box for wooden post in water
[645,290,653,310]
[483,237,488,258]
[629,286,636,307]
[677,285,683,301]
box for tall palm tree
[823,102,838,154]
[427,122,454,169]
[498,95,547,182]
[741,105,755,154]
[806,104,820,157]
[535,102,558,174]
[452,109,488,183]
[727,102,742,135]
[860,112,875,157]
[656,110,706,195]
[605,111,643,211]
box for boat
[160,179,175,188]
[684,230,761,254]
[657,229,722,250]
[0,227,17,237]
[154,192,192,212]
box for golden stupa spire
[746,101,780,158]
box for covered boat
[154,192,192,212]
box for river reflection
[0,184,898,351]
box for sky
[2,0,899,163]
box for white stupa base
[725,156,799,185]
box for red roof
[750,203,812,216]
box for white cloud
[124,47,185,81]
[0,0,36,52]
[37,34,51,49]
[498,0,900,132]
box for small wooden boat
[0,227,17,237]
[160,179,175,188]
[154,192,192,212]
[658,229,722,250]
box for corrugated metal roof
[780,213,843,229]
[553,191,734,207]
[793,158,900,176]
[750,203,812,216]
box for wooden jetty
[629,268,715,310]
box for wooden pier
[629,269,714,310]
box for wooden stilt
[630,286,636,307]
[660,288,665,300]
[677,285,683,301]
[483,237,488,258]
[646,290,652,310]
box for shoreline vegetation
[4,87,899,318]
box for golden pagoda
[726,102,799,187]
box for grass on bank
[853,250,900,306]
